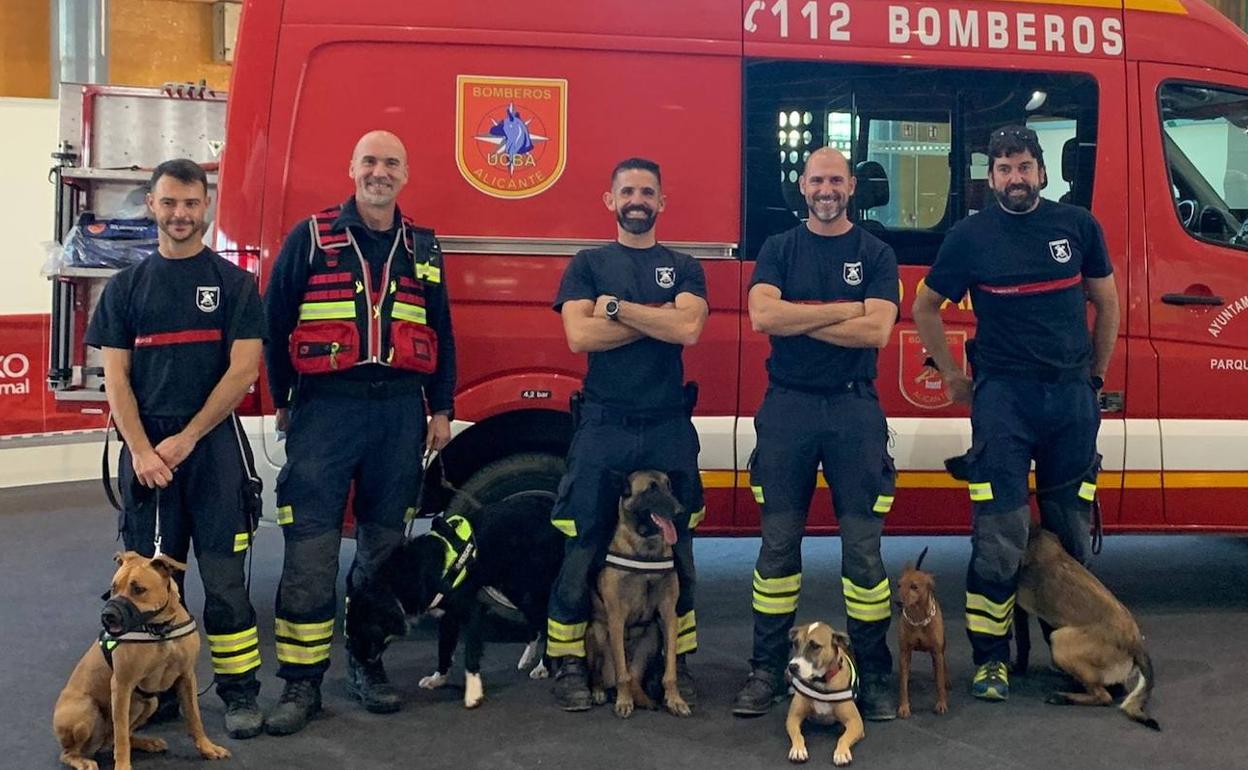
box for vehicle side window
[1159,82,1248,252]
[743,62,1099,265]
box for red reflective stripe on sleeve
[134,329,223,347]
[977,275,1082,296]
[307,272,353,285]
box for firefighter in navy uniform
[263,130,456,735]
[547,158,709,712]
[85,159,266,739]
[913,126,1119,701]
[731,148,901,721]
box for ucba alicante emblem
[899,329,967,409]
[456,75,568,199]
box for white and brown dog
[785,622,864,766]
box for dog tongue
[652,513,677,545]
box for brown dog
[586,469,691,719]
[895,547,948,717]
[1015,526,1160,730]
[52,552,230,770]
[786,622,864,766]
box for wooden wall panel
[109,0,232,90]
[0,0,51,98]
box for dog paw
[833,747,854,766]
[529,660,549,680]
[1045,692,1069,706]
[788,744,809,763]
[614,697,635,719]
[934,700,948,715]
[131,736,168,753]
[196,740,231,760]
[897,703,911,719]
[592,688,608,706]
[60,756,99,770]
[464,672,484,709]
[419,671,450,689]
[665,696,692,718]
[517,640,541,670]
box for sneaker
[676,654,698,707]
[265,679,322,736]
[731,669,784,717]
[857,672,898,721]
[551,656,592,712]
[971,661,1010,702]
[346,655,402,714]
[220,690,264,740]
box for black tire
[445,452,566,518]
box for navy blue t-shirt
[553,242,707,413]
[750,225,899,390]
[86,248,265,418]
[924,199,1112,378]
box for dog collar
[97,617,199,672]
[604,551,675,573]
[902,597,937,628]
[791,656,858,703]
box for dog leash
[404,449,440,539]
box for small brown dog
[586,469,691,719]
[1015,525,1160,730]
[53,552,230,770]
[895,546,948,717]
[785,622,864,766]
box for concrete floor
[3,480,1247,769]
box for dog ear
[608,470,630,500]
[788,626,802,643]
[665,469,685,492]
[832,630,852,651]
[113,551,127,566]
[150,554,188,577]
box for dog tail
[1121,647,1160,731]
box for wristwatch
[605,297,621,322]
[1089,374,1105,390]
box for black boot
[731,669,784,717]
[676,654,697,707]
[858,671,899,721]
[220,688,264,740]
[346,654,401,714]
[265,679,322,736]
[551,656,592,712]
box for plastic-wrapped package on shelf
[44,213,158,273]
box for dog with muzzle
[785,622,864,766]
[52,552,229,770]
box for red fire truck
[208,0,1247,534]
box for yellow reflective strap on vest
[416,263,442,283]
[298,301,356,321]
[391,302,427,324]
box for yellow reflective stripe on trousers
[297,301,356,321]
[751,485,764,504]
[677,610,698,654]
[275,618,334,642]
[208,627,259,654]
[276,642,332,665]
[872,494,894,514]
[276,505,293,525]
[546,618,587,657]
[233,532,250,553]
[752,570,801,615]
[688,507,706,529]
[968,482,994,502]
[842,577,891,622]
[551,519,577,537]
[391,301,427,324]
[965,592,1015,636]
[1078,481,1097,501]
[213,649,262,675]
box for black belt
[581,402,684,427]
[769,379,874,397]
[299,375,425,400]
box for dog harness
[791,655,859,704]
[426,514,477,611]
[603,551,675,573]
[97,617,199,698]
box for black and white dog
[345,493,565,708]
